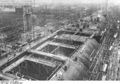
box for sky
[37,0,120,5]
[0,0,120,5]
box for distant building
[15,7,23,14]
[0,7,15,12]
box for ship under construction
[0,1,120,81]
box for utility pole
[106,0,108,17]
[105,0,109,31]
[32,0,35,40]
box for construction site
[0,0,120,81]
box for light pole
[106,0,108,17]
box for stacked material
[56,34,88,42]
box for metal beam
[27,57,56,68]
[29,50,68,61]
[2,57,25,73]
[31,28,63,50]
[0,73,16,80]
[36,42,48,50]
[48,41,76,49]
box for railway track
[89,23,116,80]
